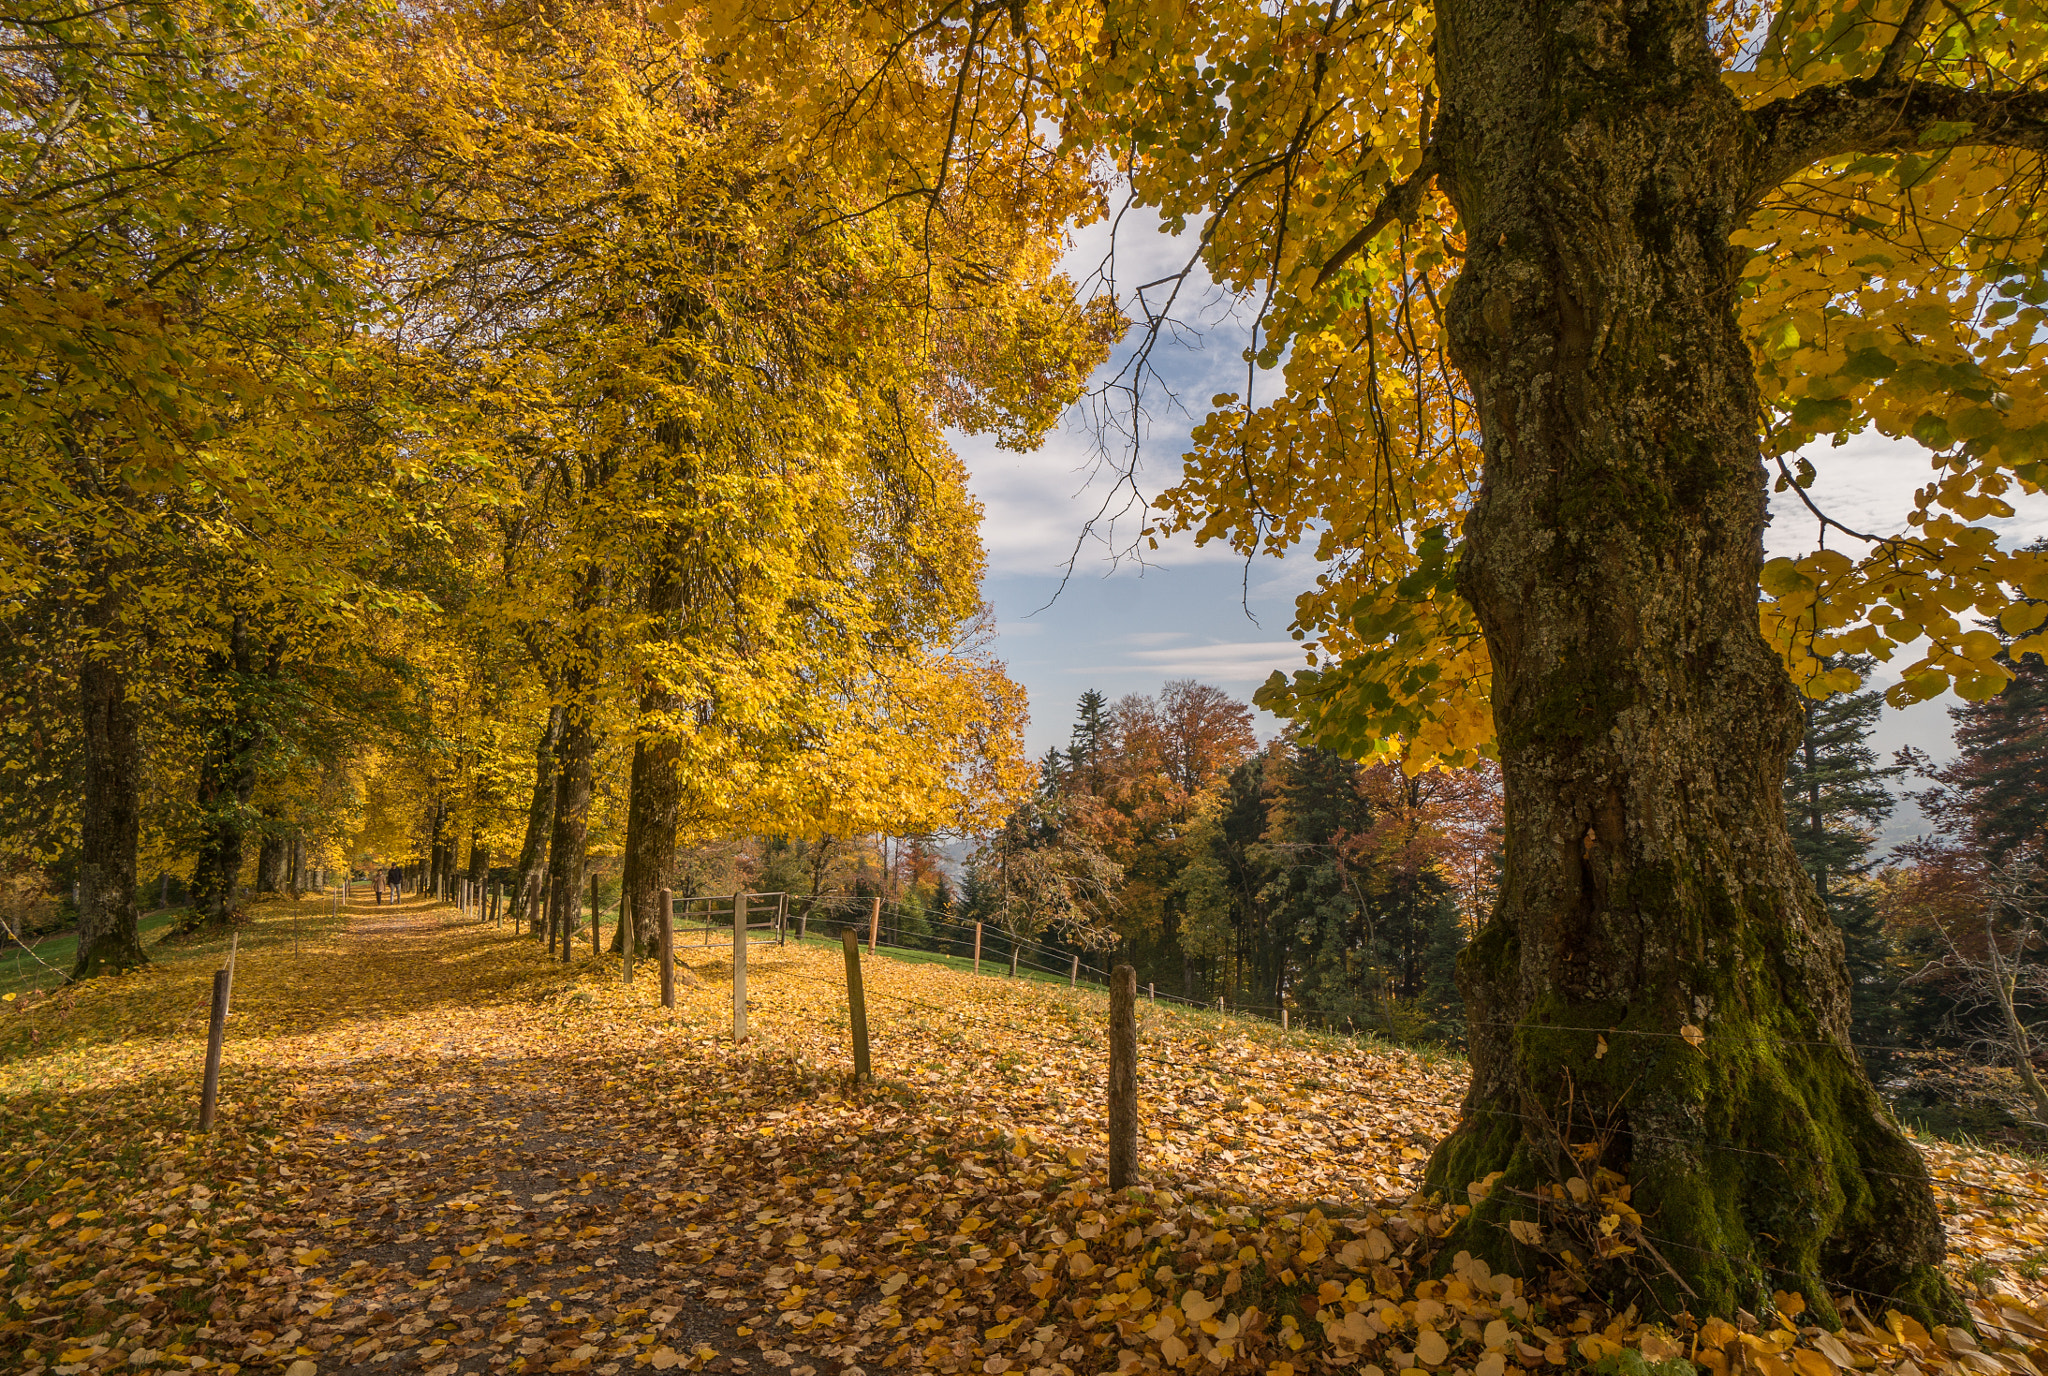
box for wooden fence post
[842,928,871,1084]
[198,968,230,1132]
[868,895,880,955]
[733,891,749,1043]
[797,902,808,943]
[1070,953,1079,987]
[1109,965,1137,1190]
[591,872,599,957]
[973,921,982,976]
[1148,982,1155,1002]
[659,889,675,1010]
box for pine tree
[1066,690,1109,790]
[1418,896,1466,1044]
[1037,747,1067,795]
[1783,654,1901,1061]
[1932,620,2048,866]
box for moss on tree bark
[1419,0,1954,1323]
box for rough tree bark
[1419,0,1955,1322]
[510,701,565,933]
[546,688,595,959]
[256,810,288,894]
[615,562,689,958]
[188,616,264,926]
[427,798,451,898]
[73,550,145,979]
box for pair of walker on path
[371,866,404,905]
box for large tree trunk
[188,616,261,925]
[256,811,288,893]
[510,701,565,933]
[1421,0,1951,1322]
[546,684,595,961]
[73,581,145,979]
[615,564,689,958]
[427,799,451,898]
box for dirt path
[244,902,747,1376]
[23,894,2043,1376]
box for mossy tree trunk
[188,615,263,926]
[256,811,288,893]
[74,547,145,979]
[510,700,565,932]
[546,698,594,958]
[616,559,690,959]
[1420,0,1953,1323]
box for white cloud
[1101,639,1311,682]
[1769,429,2048,558]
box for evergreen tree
[896,884,934,949]
[1782,654,1901,1061]
[1037,747,1067,795]
[1418,896,1466,1044]
[1066,689,1109,790]
[1931,634,2048,866]
[1176,752,1275,1001]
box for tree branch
[1874,0,1938,85]
[1749,77,2048,195]
[1312,145,1439,292]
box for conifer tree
[1066,690,1109,789]
[1783,655,1902,1060]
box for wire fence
[415,879,2048,1346]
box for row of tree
[0,0,1117,975]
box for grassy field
[0,906,228,998]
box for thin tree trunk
[511,702,566,933]
[1422,0,1949,1319]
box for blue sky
[956,212,2048,849]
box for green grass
[0,898,340,997]
[0,908,201,997]
[787,927,1098,988]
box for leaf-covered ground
[6,896,2048,1376]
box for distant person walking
[373,871,386,905]
[388,866,403,902]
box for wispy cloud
[1077,640,1311,683]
